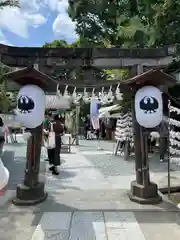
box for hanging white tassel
[100,87,106,105]
[83,87,89,103]
[101,87,104,95]
[106,85,114,103]
[72,87,76,96]
[56,84,62,98]
[72,87,77,103]
[170,106,180,115]
[63,85,70,100]
[92,88,95,97]
[170,118,180,127]
[63,85,68,95]
[115,84,122,100]
[91,88,97,101]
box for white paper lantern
[15,85,45,128]
[0,159,9,190]
[135,86,163,128]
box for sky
[0,0,78,47]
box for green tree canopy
[153,0,180,46]
[0,90,12,113]
[42,39,80,48]
[0,0,19,8]
[68,0,180,48]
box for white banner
[90,98,99,130]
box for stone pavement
[79,139,180,190]
[0,138,180,239]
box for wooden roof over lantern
[4,66,58,92]
[4,67,72,109]
[121,69,177,92]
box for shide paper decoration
[45,84,71,110]
[15,85,45,129]
[115,112,133,142]
[135,86,163,128]
[83,88,89,103]
[114,112,133,156]
[115,84,122,100]
[169,104,180,170]
[56,84,122,105]
[42,83,123,110]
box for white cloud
[44,0,68,12]
[19,0,40,13]
[53,13,77,42]
[51,0,78,42]
[24,13,47,28]
[0,0,77,44]
[57,0,69,12]
[43,0,77,42]
[0,29,12,45]
[44,0,59,12]
[0,8,29,38]
[0,6,46,38]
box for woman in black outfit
[45,114,65,175]
[0,117,5,157]
[84,115,91,139]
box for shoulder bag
[47,123,56,149]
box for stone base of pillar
[12,182,47,206]
[129,180,162,204]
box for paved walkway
[30,211,180,240]
[79,140,180,190]
[0,138,180,239]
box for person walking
[0,117,5,157]
[44,114,65,175]
[43,111,52,162]
[84,115,91,139]
[106,118,112,140]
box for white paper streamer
[170,138,180,147]
[170,106,180,115]
[170,118,180,127]
[170,147,180,155]
[115,112,133,142]
[169,106,180,167]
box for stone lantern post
[5,66,57,206]
[122,69,176,204]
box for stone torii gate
[0,44,177,205]
[5,68,176,206]
[0,44,176,75]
